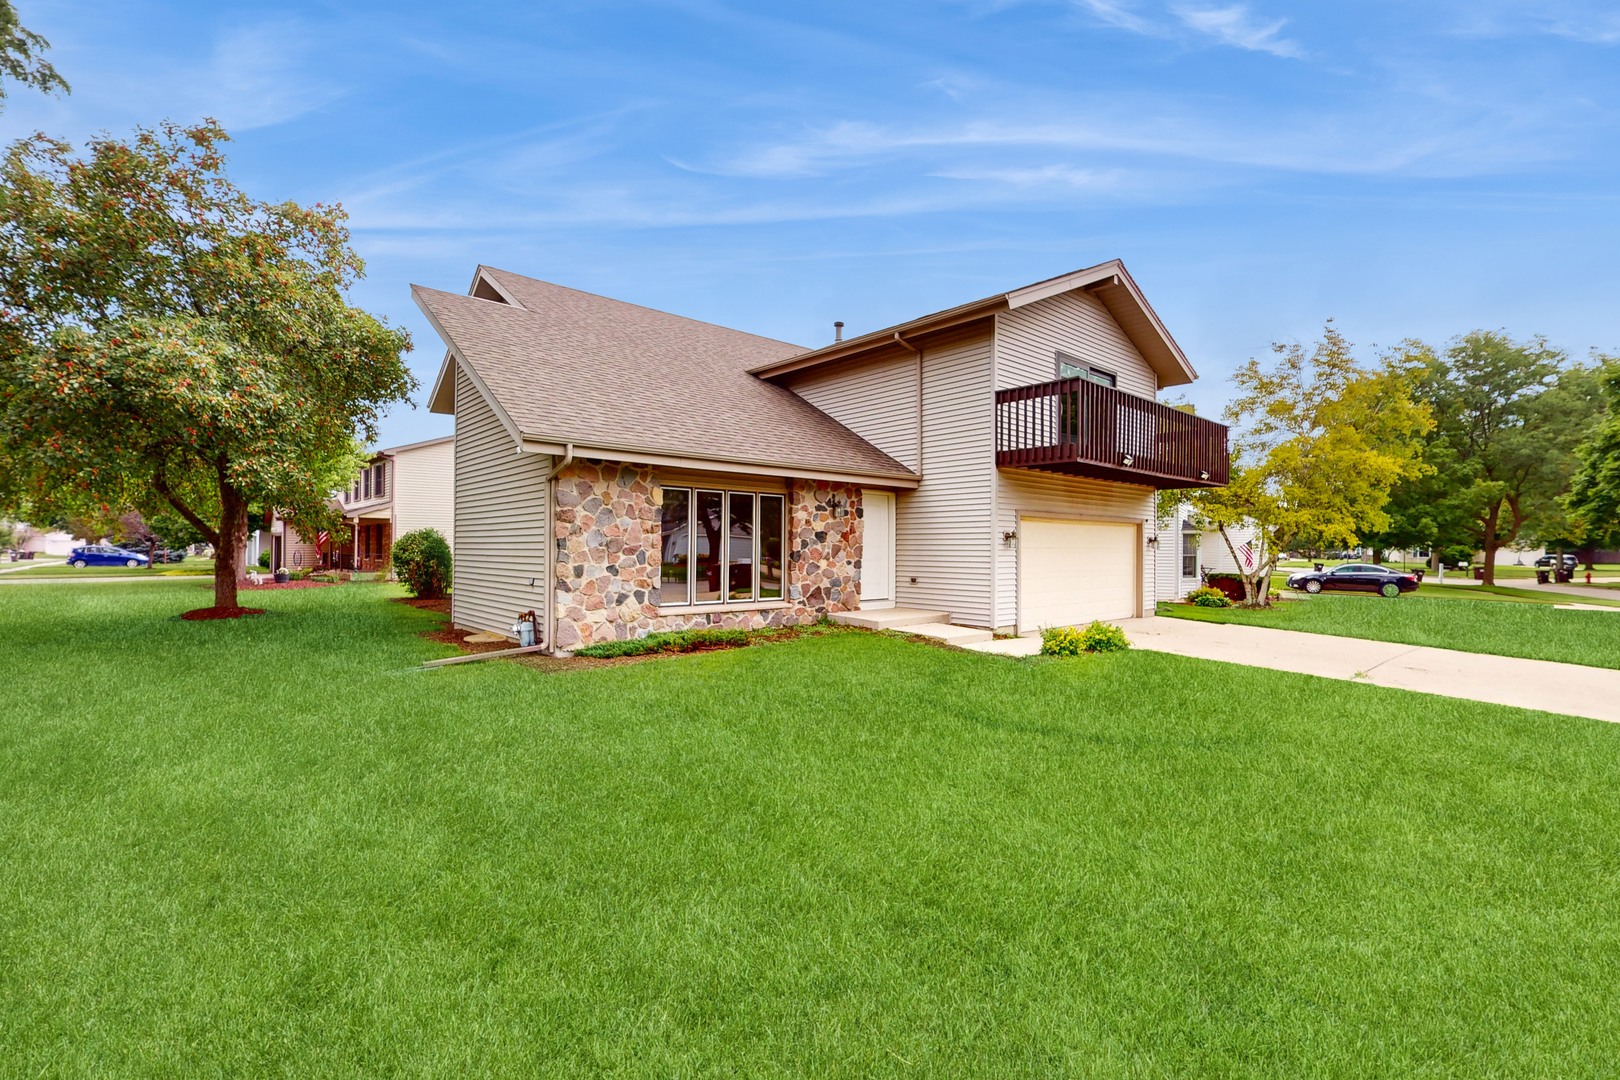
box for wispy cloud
[1073,0,1157,34]
[1171,4,1303,58]
[1068,0,1303,57]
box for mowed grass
[1163,592,1620,668]
[1,557,214,578]
[6,584,1620,1075]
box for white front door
[860,489,895,606]
[1018,518,1138,633]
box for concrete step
[831,607,952,630]
[895,622,994,646]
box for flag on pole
[316,530,329,552]
[1237,540,1255,569]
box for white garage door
[1019,518,1138,633]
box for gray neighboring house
[413,261,1228,649]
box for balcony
[995,377,1229,489]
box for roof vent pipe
[834,321,844,343]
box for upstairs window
[1056,350,1116,388]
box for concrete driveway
[968,617,1620,724]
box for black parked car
[1534,553,1578,569]
[1286,563,1420,598]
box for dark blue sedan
[68,544,150,569]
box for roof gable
[752,259,1197,388]
[412,268,918,483]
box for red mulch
[243,580,335,590]
[393,596,451,613]
[181,606,266,621]
[421,627,518,654]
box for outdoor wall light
[827,494,845,514]
[1002,530,1018,546]
[1146,534,1159,548]
[1121,454,1134,467]
[1199,470,1210,481]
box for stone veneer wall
[551,458,863,649]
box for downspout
[542,443,574,653]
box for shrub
[1186,585,1231,608]
[391,528,452,598]
[1040,620,1131,657]
[257,550,272,568]
[573,627,752,659]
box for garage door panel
[1019,519,1137,632]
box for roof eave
[515,436,920,490]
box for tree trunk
[214,481,248,610]
[1480,502,1500,587]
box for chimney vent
[834,321,844,343]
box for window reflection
[759,495,784,599]
[694,490,723,603]
[660,489,690,605]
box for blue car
[68,544,150,569]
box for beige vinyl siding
[894,333,995,627]
[996,291,1158,397]
[783,352,921,472]
[1156,516,1191,601]
[452,363,551,636]
[391,439,455,546]
[993,470,1157,628]
[279,524,320,571]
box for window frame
[1055,350,1117,388]
[1180,532,1198,578]
[659,486,787,609]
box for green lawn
[1164,592,1620,668]
[6,584,1620,1075]
[1,557,215,578]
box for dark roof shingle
[414,267,916,481]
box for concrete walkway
[967,617,1620,724]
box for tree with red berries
[0,121,413,613]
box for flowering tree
[0,121,413,612]
[1187,323,1433,606]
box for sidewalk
[967,618,1620,724]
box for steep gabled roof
[750,259,1198,388]
[413,267,918,484]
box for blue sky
[9,0,1620,445]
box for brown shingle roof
[413,268,917,482]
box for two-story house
[269,435,455,572]
[413,261,1227,649]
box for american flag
[315,530,330,552]
[1237,540,1255,569]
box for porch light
[1199,470,1210,481]
[1121,454,1134,467]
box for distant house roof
[414,267,918,485]
[749,259,1198,388]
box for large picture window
[658,487,787,606]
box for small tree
[1188,323,1433,606]
[0,121,413,613]
[391,528,451,599]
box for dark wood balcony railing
[995,377,1230,489]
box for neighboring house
[7,524,82,557]
[414,261,1229,649]
[1154,506,1263,600]
[270,436,454,571]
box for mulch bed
[243,580,336,590]
[393,596,451,613]
[420,627,520,655]
[181,606,266,621]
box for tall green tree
[1567,356,1620,551]
[0,1,67,106]
[0,121,413,612]
[1188,322,1433,605]
[1422,332,1598,584]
